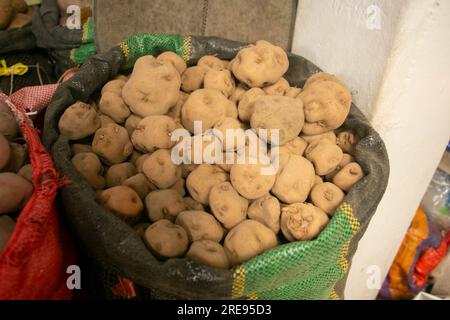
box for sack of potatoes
[43,34,389,299]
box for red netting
[0,88,76,300]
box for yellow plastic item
[0,60,28,77]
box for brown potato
[301,131,337,145]
[58,101,100,140]
[98,114,115,127]
[144,219,188,259]
[284,87,302,98]
[250,96,304,145]
[18,164,32,182]
[100,186,143,220]
[71,143,92,155]
[278,137,307,156]
[181,163,198,178]
[101,78,126,95]
[230,162,276,200]
[131,115,178,152]
[186,164,229,205]
[169,178,186,197]
[186,240,229,269]
[305,139,343,176]
[142,149,181,189]
[0,133,10,170]
[213,117,246,151]
[0,110,19,140]
[231,40,289,88]
[336,131,359,154]
[71,152,105,190]
[0,172,33,214]
[304,72,342,89]
[181,89,231,133]
[135,153,151,173]
[122,56,180,116]
[98,91,130,124]
[263,77,289,96]
[310,182,345,215]
[247,194,281,233]
[0,0,13,30]
[157,51,187,74]
[122,173,155,199]
[181,66,208,93]
[324,153,355,181]
[105,162,136,187]
[332,162,364,192]
[145,189,186,222]
[183,196,205,211]
[4,142,27,172]
[280,203,329,241]
[6,12,31,30]
[92,123,133,165]
[298,80,352,135]
[209,182,248,229]
[314,175,323,186]
[271,155,315,204]
[224,219,278,266]
[237,87,265,122]
[166,91,189,125]
[124,114,143,137]
[229,84,246,104]
[175,210,224,242]
[12,0,28,13]
[0,215,15,254]
[204,69,235,98]
[197,55,227,71]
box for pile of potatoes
[0,0,31,31]
[61,40,364,269]
[0,100,33,255]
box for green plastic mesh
[233,203,359,300]
[70,18,96,66]
[120,34,188,69]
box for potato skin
[145,189,186,222]
[332,162,364,192]
[305,140,343,176]
[231,40,289,88]
[181,89,230,134]
[197,56,227,71]
[92,123,133,165]
[278,137,307,157]
[0,133,11,170]
[263,78,289,96]
[237,88,265,122]
[131,115,178,152]
[280,203,329,241]
[250,95,304,145]
[142,149,181,189]
[298,80,352,135]
[98,91,130,124]
[100,186,143,220]
[0,110,19,140]
[105,162,137,187]
[58,101,100,140]
[186,240,230,269]
[18,164,32,182]
[271,155,315,204]
[247,194,281,233]
[124,114,143,137]
[175,210,224,242]
[71,144,92,155]
[4,142,27,172]
[71,152,105,190]
[144,219,188,259]
[230,162,276,200]
[224,219,278,266]
[209,182,248,229]
[181,66,208,93]
[122,173,154,199]
[310,182,345,215]
[186,164,229,205]
[122,56,180,117]
[0,0,13,30]
[336,131,359,154]
[183,196,205,211]
[204,69,235,98]
[301,131,337,145]
[157,51,187,74]
[0,172,33,214]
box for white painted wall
[292,0,450,299]
[292,0,404,117]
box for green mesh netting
[233,203,359,300]
[120,34,188,69]
[70,18,96,66]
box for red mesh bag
[0,85,76,300]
